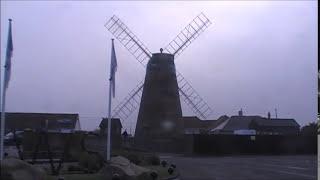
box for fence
[188,134,317,155]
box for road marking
[287,166,309,170]
[239,161,316,179]
[247,165,316,179]
[272,169,316,179]
[259,163,309,170]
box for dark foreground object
[135,53,183,152]
[160,154,317,180]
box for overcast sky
[0,1,317,132]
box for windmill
[105,13,213,151]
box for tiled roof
[99,118,122,129]
[4,112,79,131]
[180,116,219,129]
[253,118,300,127]
[223,116,261,131]
[215,115,300,131]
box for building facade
[210,110,300,135]
[4,112,80,133]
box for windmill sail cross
[164,12,212,57]
[105,15,152,67]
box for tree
[301,122,317,136]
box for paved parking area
[160,154,317,180]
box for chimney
[238,109,243,116]
[267,112,271,119]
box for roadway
[160,154,317,180]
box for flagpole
[106,71,112,161]
[0,19,12,161]
[0,63,1,142]
[0,82,7,160]
[106,39,115,161]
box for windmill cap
[152,52,174,57]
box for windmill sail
[163,12,212,57]
[162,12,213,119]
[176,72,213,119]
[105,15,152,67]
[111,81,144,120]
[111,74,213,122]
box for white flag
[110,39,117,97]
[4,19,13,89]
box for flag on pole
[4,19,13,89]
[110,39,117,97]
[0,19,13,160]
[106,39,117,161]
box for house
[180,116,228,134]
[210,110,300,135]
[4,112,81,133]
[211,115,261,135]
[250,118,300,135]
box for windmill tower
[135,52,183,151]
[105,13,213,151]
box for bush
[168,167,174,175]
[127,153,142,165]
[147,154,160,165]
[78,152,104,172]
[161,160,167,167]
[150,171,158,180]
[78,152,90,168]
[88,154,100,171]
[112,173,121,180]
[68,165,75,171]
[67,165,83,172]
